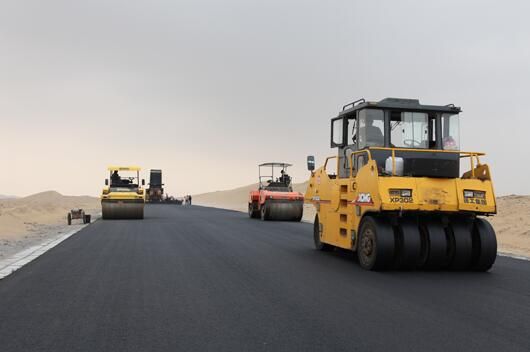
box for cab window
[390,112,434,149]
[331,118,344,146]
[442,113,460,150]
[358,109,384,148]
[347,117,357,145]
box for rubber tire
[395,218,422,270]
[260,202,269,221]
[448,218,473,270]
[357,216,395,271]
[67,213,72,225]
[248,203,259,219]
[314,214,332,251]
[471,218,497,271]
[420,221,449,270]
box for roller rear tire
[248,203,260,219]
[314,215,332,251]
[260,203,270,221]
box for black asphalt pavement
[1,205,529,351]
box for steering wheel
[403,139,422,148]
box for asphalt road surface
[1,205,529,352]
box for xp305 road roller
[305,98,497,271]
[101,166,145,219]
[249,162,304,221]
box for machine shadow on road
[316,245,500,279]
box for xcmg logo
[354,193,373,206]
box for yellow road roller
[101,166,145,219]
[305,98,497,271]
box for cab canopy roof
[259,162,292,168]
[339,97,462,116]
[107,166,141,171]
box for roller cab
[248,162,304,221]
[306,98,497,271]
[101,166,145,219]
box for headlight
[474,191,485,199]
[464,190,485,198]
[463,190,474,198]
[400,189,412,197]
[389,189,412,197]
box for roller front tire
[357,216,395,271]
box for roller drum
[102,200,144,220]
[265,200,303,221]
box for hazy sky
[1,0,529,197]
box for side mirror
[307,155,315,171]
[105,179,109,186]
[142,179,145,186]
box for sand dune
[194,185,530,258]
[490,195,530,257]
[0,191,100,239]
[193,182,308,213]
[0,191,100,259]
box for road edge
[0,221,96,280]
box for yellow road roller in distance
[101,166,145,219]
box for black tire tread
[396,218,422,270]
[357,216,395,271]
[448,218,474,270]
[472,218,497,271]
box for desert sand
[0,191,100,259]
[489,195,530,258]
[193,181,315,222]
[194,184,530,258]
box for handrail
[347,149,373,176]
[344,147,486,179]
[342,98,365,111]
[366,147,485,157]
[323,156,338,176]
